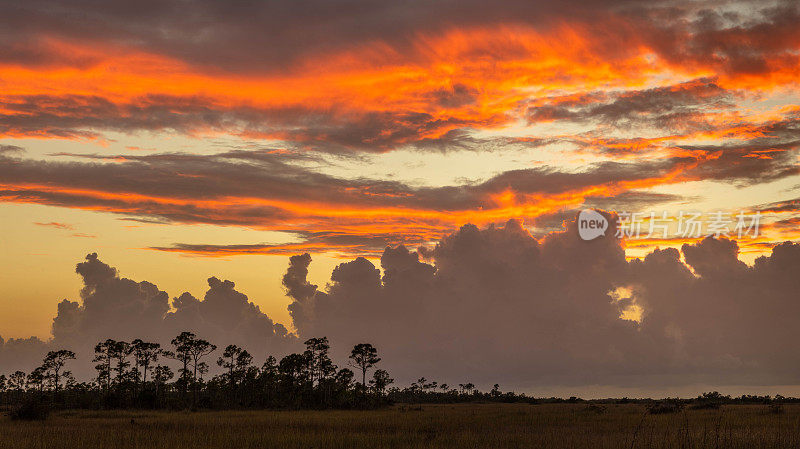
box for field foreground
[2,403,800,449]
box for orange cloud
[0,22,748,145]
[1,8,799,257]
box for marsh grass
[1,403,799,449]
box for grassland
[2,403,799,449]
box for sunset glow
[1,0,800,396]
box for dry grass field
[2,403,799,449]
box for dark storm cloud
[165,276,292,352]
[285,217,640,386]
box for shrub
[689,391,726,410]
[647,400,683,414]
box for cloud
[676,138,800,185]
[34,221,74,230]
[0,1,638,73]
[4,214,800,390]
[281,215,800,388]
[0,1,797,151]
[623,238,800,385]
[165,277,292,351]
[9,142,799,257]
[0,145,24,155]
[0,336,48,374]
[149,231,407,258]
[284,217,640,386]
[527,78,734,133]
[148,189,687,257]
[760,197,800,214]
[32,253,295,378]
[0,0,796,80]
[635,0,800,84]
[2,147,695,254]
[0,94,493,152]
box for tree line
[3,332,534,413]
[0,333,392,411]
[4,332,795,418]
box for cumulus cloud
[165,276,292,350]
[0,336,48,374]
[3,214,800,390]
[282,215,800,389]
[3,253,296,378]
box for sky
[1,0,800,394]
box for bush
[9,400,50,421]
[689,391,725,409]
[647,400,683,415]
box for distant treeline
[0,333,396,410]
[0,332,535,412]
[1,333,798,414]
